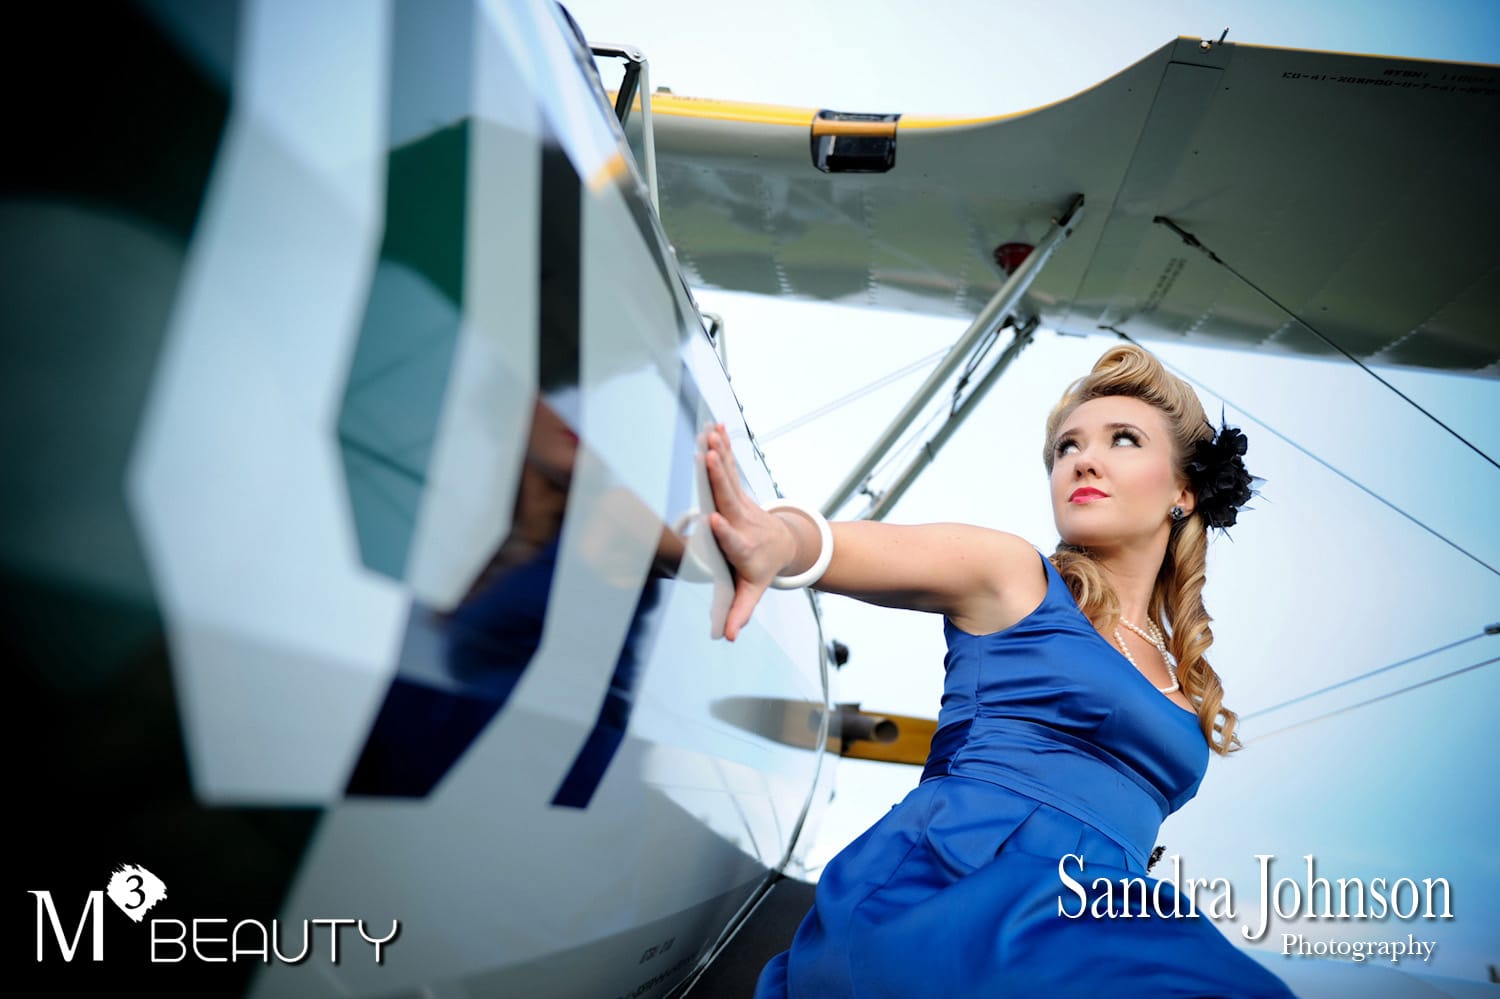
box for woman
[701,344,1296,997]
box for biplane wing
[651,39,1500,376]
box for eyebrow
[1055,421,1151,442]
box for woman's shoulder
[943,532,1053,637]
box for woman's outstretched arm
[701,422,1032,640]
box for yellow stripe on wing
[811,117,896,138]
[639,93,1070,132]
[629,93,817,127]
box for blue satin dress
[754,548,1297,998]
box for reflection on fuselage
[346,397,684,802]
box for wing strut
[863,314,1040,521]
[821,194,1085,520]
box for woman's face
[1049,395,1193,551]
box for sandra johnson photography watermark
[1057,853,1452,963]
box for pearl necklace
[1113,616,1180,694]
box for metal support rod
[610,59,640,128]
[821,194,1083,519]
[638,57,659,217]
[861,317,1039,520]
[590,44,659,216]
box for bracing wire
[1153,215,1498,472]
[867,397,952,486]
[1102,327,1499,577]
[949,325,1003,417]
[1246,656,1498,744]
[1241,631,1492,721]
[760,346,949,444]
[763,324,1006,501]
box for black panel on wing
[812,110,900,173]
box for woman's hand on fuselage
[700,422,800,641]
[701,421,1045,640]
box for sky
[563,0,1500,981]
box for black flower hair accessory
[1184,406,1266,536]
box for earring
[1169,505,1185,521]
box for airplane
[8,1,1495,996]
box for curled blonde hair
[1041,344,1241,755]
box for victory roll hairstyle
[1042,344,1243,755]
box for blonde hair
[1041,344,1241,755]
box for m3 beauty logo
[30,864,399,966]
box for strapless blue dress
[754,547,1297,998]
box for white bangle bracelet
[766,501,833,590]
